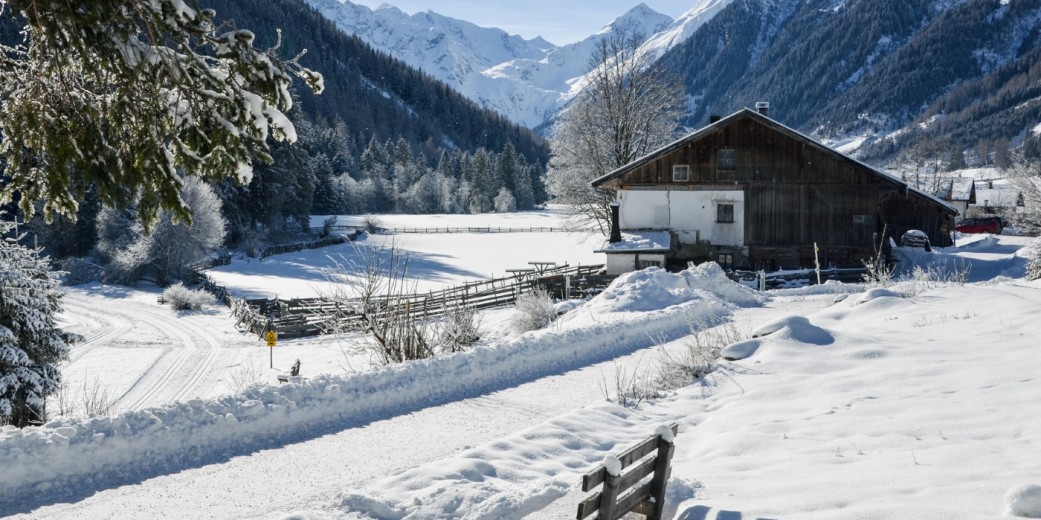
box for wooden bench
[577,423,678,520]
[157,296,165,304]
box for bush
[59,257,103,286]
[320,216,338,238]
[163,283,215,310]
[1027,237,1041,281]
[435,302,481,354]
[511,286,557,333]
[362,215,381,234]
[656,318,744,390]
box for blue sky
[348,1,694,45]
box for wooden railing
[259,229,362,259]
[242,263,613,339]
[384,226,567,233]
[577,423,679,520]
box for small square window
[717,253,734,270]
[717,203,734,223]
[672,165,689,182]
[717,149,735,171]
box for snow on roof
[951,177,975,201]
[974,188,1020,207]
[595,231,671,253]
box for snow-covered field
[3,213,1041,520]
[207,210,604,299]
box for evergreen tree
[0,218,70,427]
[0,0,322,227]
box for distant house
[934,177,976,217]
[591,105,957,275]
[970,186,1023,217]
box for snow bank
[0,267,750,505]
[562,264,762,320]
[1006,484,1041,518]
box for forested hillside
[658,0,1041,165]
[1,0,551,257]
[203,0,547,164]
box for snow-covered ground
[207,210,604,299]
[4,219,1041,519]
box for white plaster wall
[618,191,670,229]
[605,254,634,275]
[618,190,744,246]
[604,254,665,275]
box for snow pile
[0,266,748,505]
[564,265,762,319]
[1006,484,1041,518]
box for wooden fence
[728,266,867,289]
[176,231,613,339]
[259,229,362,259]
[383,226,567,234]
[242,263,613,339]
[578,423,679,520]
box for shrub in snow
[512,286,557,333]
[362,215,381,234]
[1005,483,1041,518]
[1026,237,1041,281]
[598,360,658,407]
[0,218,70,427]
[319,216,338,238]
[493,187,517,213]
[58,257,103,286]
[162,283,215,311]
[657,318,744,389]
[435,302,481,354]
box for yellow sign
[265,330,277,347]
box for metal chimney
[755,101,770,116]
[609,202,622,243]
[709,114,721,123]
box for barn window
[717,253,734,270]
[717,149,736,170]
[672,165,690,182]
[716,203,734,223]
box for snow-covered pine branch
[0,0,323,229]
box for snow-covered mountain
[303,0,730,128]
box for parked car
[955,216,1003,234]
[900,229,931,251]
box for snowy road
[14,290,833,519]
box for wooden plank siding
[593,109,956,270]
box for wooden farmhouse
[591,105,957,275]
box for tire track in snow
[60,287,233,412]
[60,294,136,363]
[117,309,223,411]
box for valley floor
[3,227,1039,519]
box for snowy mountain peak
[599,3,673,37]
[637,0,736,62]
[304,0,719,128]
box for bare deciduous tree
[1004,154,1041,235]
[546,32,685,234]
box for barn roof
[591,108,958,215]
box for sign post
[265,329,277,368]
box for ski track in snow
[60,290,238,412]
